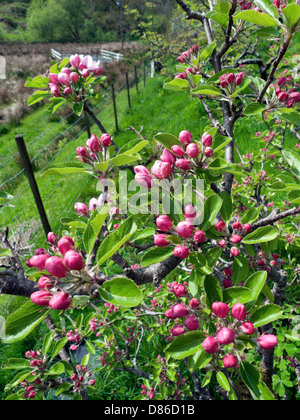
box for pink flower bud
[165,308,176,319]
[217,328,235,345]
[93,67,103,76]
[190,298,200,309]
[220,76,229,89]
[185,315,199,331]
[278,76,287,87]
[278,91,288,102]
[51,85,60,97]
[231,234,242,244]
[58,236,75,255]
[175,159,191,171]
[194,230,206,244]
[49,73,59,84]
[75,202,88,216]
[174,245,190,259]
[201,133,213,147]
[230,247,240,257]
[135,173,153,189]
[89,198,99,211]
[76,146,88,158]
[227,73,236,84]
[215,221,226,232]
[171,325,186,337]
[81,69,90,78]
[236,72,244,86]
[38,276,55,290]
[49,292,71,311]
[100,133,112,148]
[173,283,188,297]
[47,232,58,245]
[202,336,218,354]
[231,303,247,321]
[64,250,84,271]
[171,145,185,157]
[204,147,214,158]
[151,161,172,179]
[70,72,80,83]
[179,130,193,145]
[240,322,255,335]
[232,222,242,231]
[223,355,238,368]
[30,291,52,307]
[154,234,170,248]
[212,302,230,319]
[160,148,176,165]
[185,204,197,220]
[58,72,71,86]
[177,221,194,238]
[172,303,189,318]
[70,54,81,68]
[86,134,100,153]
[26,254,50,270]
[242,223,252,234]
[186,143,199,158]
[45,256,68,278]
[258,334,278,350]
[64,87,72,96]
[289,92,300,103]
[156,215,173,232]
[223,278,233,289]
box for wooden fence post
[126,72,131,109]
[134,65,139,94]
[111,83,119,131]
[15,134,52,237]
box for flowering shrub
[1,0,300,401]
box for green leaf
[219,191,233,223]
[42,331,55,355]
[2,358,31,370]
[192,84,222,96]
[73,102,84,117]
[141,246,174,267]
[110,152,141,167]
[244,271,268,309]
[200,41,217,62]
[47,362,65,376]
[83,206,109,256]
[154,133,182,150]
[232,254,249,285]
[251,304,283,328]
[282,3,300,28]
[25,76,49,89]
[242,226,279,245]
[276,110,300,125]
[281,149,300,178]
[96,217,137,267]
[188,350,213,372]
[244,102,267,116]
[205,247,222,269]
[3,301,50,344]
[199,195,223,231]
[42,166,88,176]
[94,160,110,173]
[223,287,253,305]
[204,275,223,309]
[98,277,142,307]
[166,331,205,360]
[240,361,261,399]
[235,10,279,26]
[163,77,190,91]
[217,372,231,392]
[51,337,69,360]
[27,90,51,106]
[253,0,279,20]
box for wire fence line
[0,60,149,255]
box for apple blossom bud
[171,145,185,157]
[231,303,247,321]
[289,92,300,103]
[31,291,52,307]
[220,76,229,89]
[64,87,72,96]
[185,315,199,331]
[58,72,70,86]
[230,247,240,257]
[156,215,173,232]
[26,254,50,270]
[75,202,88,216]
[165,308,176,319]
[217,327,235,345]
[171,325,186,337]
[204,147,214,158]
[64,250,84,271]
[201,133,213,147]
[215,221,226,232]
[236,72,244,86]
[135,173,153,189]
[185,204,197,219]
[38,276,55,290]
[202,336,218,354]
[258,334,278,350]
[174,245,190,259]
[278,91,288,102]
[278,76,287,87]
[86,134,100,153]
[227,73,236,84]
[172,303,189,318]
[223,355,238,368]
[223,278,233,289]
[70,72,80,83]
[49,73,59,84]
[212,302,230,319]
[160,148,176,165]
[154,234,170,248]
[186,143,199,158]
[47,232,58,245]
[175,159,191,171]
[231,234,242,244]
[179,130,193,145]
[194,230,206,244]
[100,133,112,148]
[93,67,103,76]
[45,257,68,278]
[70,54,81,68]
[232,222,242,231]
[81,69,90,78]
[177,221,194,238]
[58,236,75,255]
[173,283,188,297]
[190,298,200,309]
[242,223,252,234]
[49,292,71,311]
[240,322,255,335]
[51,85,60,97]
[151,161,172,179]
[76,146,88,158]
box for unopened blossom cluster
[72,364,95,393]
[47,54,103,99]
[238,0,290,11]
[215,219,252,258]
[275,76,300,108]
[134,130,215,189]
[28,232,86,311]
[177,44,199,65]
[219,72,245,95]
[20,350,48,399]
